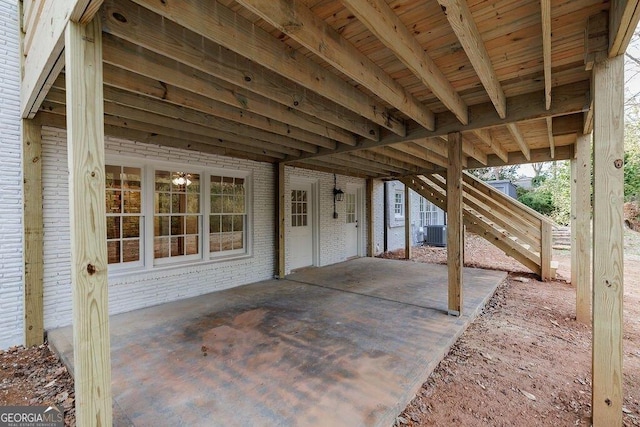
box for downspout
[383,181,388,252]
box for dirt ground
[1,232,639,426]
[390,231,640,427]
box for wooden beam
[585,13,609,70]
[22,118,44,347]
[468,143,575,169]
[404,185,412,260]
[64,17,112,426]
[104,33,359,145]
[592,54,624,426]
[462,138,488,165]
[572,133,592,324]
[546,117,556,158]
[393,142,449,168]
[70,0,104,24]
[541,0,552,110]
[367,178,375,257]
[447,132,463,316]
[37,111,281,164]
[437,0,507,119]
[41,99,296,158]
[584,100,595,134]
[370,147,437,171]
[609,0,640,57]
[95,67,338,150]
[233,0,435,130]
[277,163,286,279]
[342,0,468,124]
[117,0,403,136]
[506,123,531,161]
[284,80,590,163]
[20,0,66,118]
[471,129,508,163]
[351,150,422,174]
[47,85,320,154]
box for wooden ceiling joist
[546,117,556,158]
[100,65,337,150]
[100,19,361,146]
[369,147,438,171]
[341,0,468,125]
[234,0,436,130]
[114,0,406,137]
[436,0,507,119]
[506,123,532,161]
[283,80,589,163]
[37,111,282,163]
[541,0,553,110]
[471,129,509,163]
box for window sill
[107,252,253,280]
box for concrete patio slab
[48,258,506,426]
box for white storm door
[345,189,359,258]
[290,182,314,270]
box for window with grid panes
[210,176,246,255]
[419,197,439,226]
[345,192,356,224]
[291,189,308,227]
[105,165,143,266]
[154,171,202,263]
[394,190,404,217]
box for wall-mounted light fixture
[333,174,344,218]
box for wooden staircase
[400,173,558,280]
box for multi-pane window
[394,190,404,217]
[345,193,356,224]
[291,189,308,227]
[210,176,246,254]
[154,171,201,262]
[419,197,438,226]
[106,165,143,266]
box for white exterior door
[290,182,314,270]
[345,188,359,258]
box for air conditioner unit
[424,225,447,247]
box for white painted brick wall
[0,0,23,349]
[41,128,276,329]
[284,166,367,274]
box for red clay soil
[389,232,640,427]
[1,232,639,426]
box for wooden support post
[404,184,411,259]
[65,17,112,426]
[540,222,553,280]
[367,178,374,257]
[277,163,286,278]
[572,133,592,323]
[447,132,463,316]
[592,54,624,426]
[23,118,44,347]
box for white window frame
[394,190,404,218]
[419,197,438,227]
[105,162,145,272]
[106,155,253,276]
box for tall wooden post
[592,54,624,426]
[277,163,286,278]
[22,118,44,347]
[65,18,112,426]
[367,178,374,257]
[447,132,463,316]
[572,133,592,324]
[404,185,411,259]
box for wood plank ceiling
[36,0,606,178]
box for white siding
[0,0,23,349]
[41,128,276,329]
